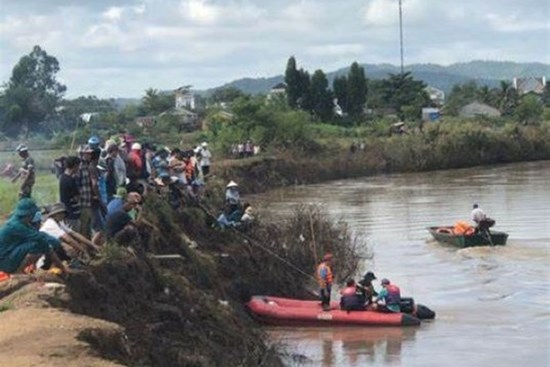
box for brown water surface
[255,161,550,367]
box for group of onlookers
[0,133,259,277]
[0,134,220,276]
[230,140,260,159]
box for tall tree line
[284,57,368,122]
[284,57,433,122]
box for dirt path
[0,281,126,367]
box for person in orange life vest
[340,279,366,311]
[374,278,401,313]
[317,253,334,311]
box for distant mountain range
[209,61,550,95]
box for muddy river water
[254,161,550,367]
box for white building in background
[513,77,547,95]
[174,86,196,110]
[424,86,445,106]
[79,112,99,123]
[267,82,287,101]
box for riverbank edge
[213,151,550,197]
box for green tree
[444,81,479,116]
[140,88,173,115]
[346,62,367,117]
[310,70,333,121]
[333,75,348,113]
[515,95,543,124]
[543,83,550,107]
[209,87,246,104]
[297,68,312,112]
[0,45,66,137]
[285,56,300,108]
[497,81,519,116]
[381,72,430,119]
[56,96,116,134]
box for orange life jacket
[316,262,333,288]
[453,220,475,235]
[385,284,401,305]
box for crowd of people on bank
[0,134,255,277]
[229,140,260,159]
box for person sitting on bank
[107,187,128,216]
[0,198,67,274]
[357,271,378,306]
[240,203,255,230]
[316,253,334,311]
[340,279,365,312]
[225,181,241,211]
[104,193,142,243]
[40,203,99,267]
[373,278,401,313]
[471,203,495,232]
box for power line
[399,0,404,75]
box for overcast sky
[1,0,548,98]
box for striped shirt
[77,162,92,208]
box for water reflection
[271,327,418,367]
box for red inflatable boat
[247,296,420,327]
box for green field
[0,173,59,220]
[0,149,66,171]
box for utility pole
[399,0,404,75]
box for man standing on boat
[471,203,495,232]
[317,253,334,311]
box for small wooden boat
[247,296,421,327]
[427,226,508,247]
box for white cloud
[179,0,220,25]
[486,13,550,32]
[363,0,397,27]
[102,6,124,21]
[132,3,146,15]
[0,0,547,98]
[82,23,125,48]
[307,44,365,57]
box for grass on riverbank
[0,174,58,219]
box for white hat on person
[16,144,28,152]
[226,180,238,188]
[131,142,142,150]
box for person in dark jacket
[357,271,378,306]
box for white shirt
[40,218,68,239]
[200,148,212,167]
[471,208,486,223]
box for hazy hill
[211,61,549,95]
